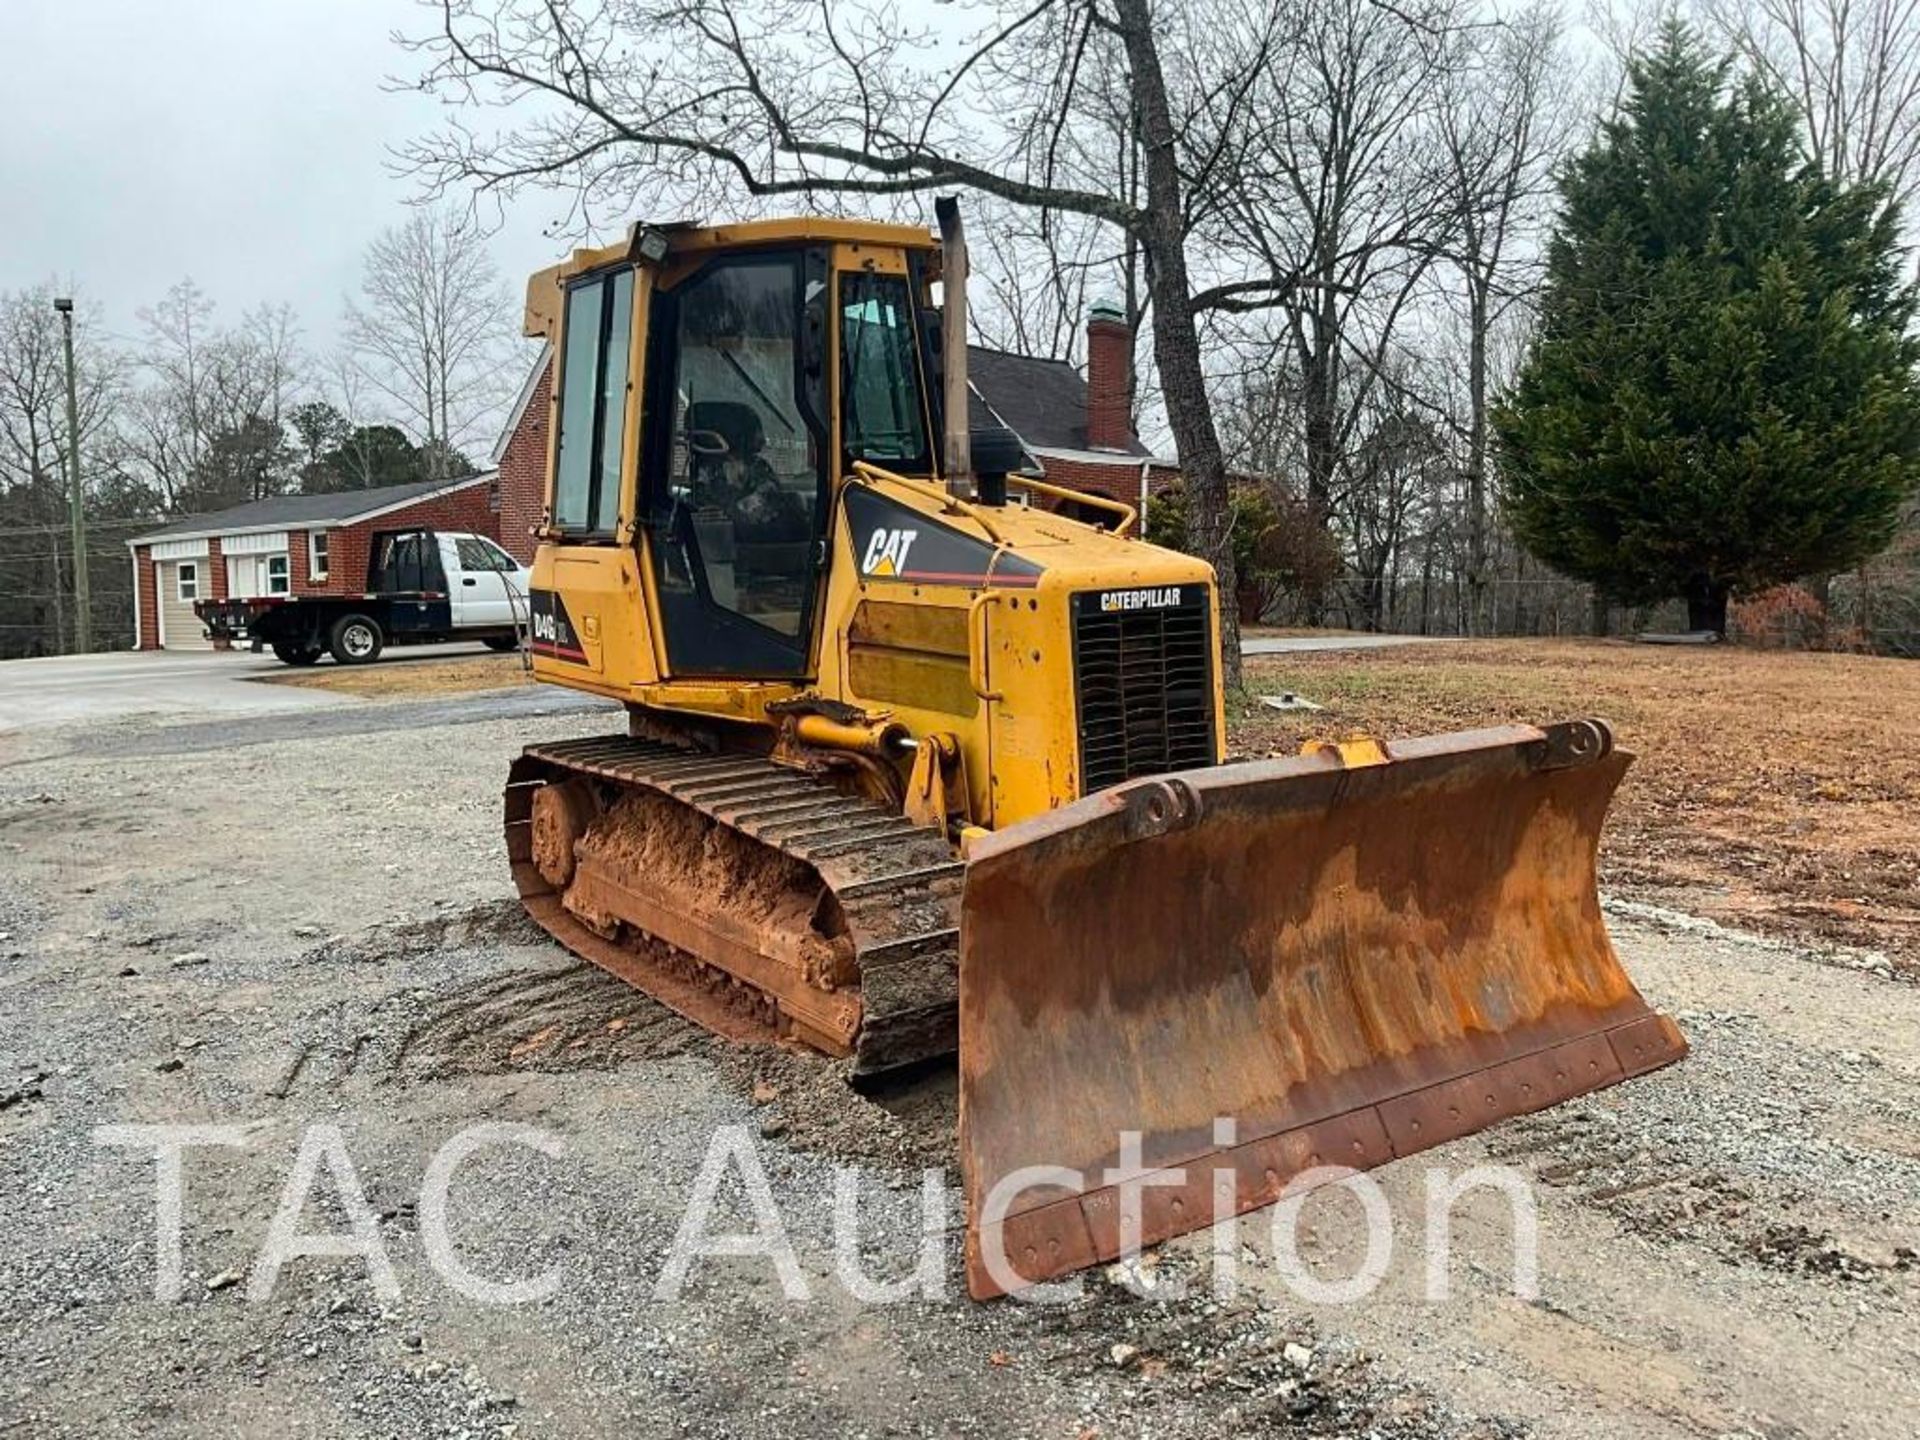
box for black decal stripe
[845,485,1047,590]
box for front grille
[1070,586,1216,793]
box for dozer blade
[958,719,1686,1299]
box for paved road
[1241,632,1451,655]
[67,685,618,758]
[0,644,500,731]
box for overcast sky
[0,0,579,358]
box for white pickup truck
[195,527,531,665]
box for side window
[840,274,929,468]
[455,537,500,572]
[553,268,635,534]
[481,538,519,571]
[177,561,198,601]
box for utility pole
[54,296,90,654]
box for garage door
[156,560,212,650]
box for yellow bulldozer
[501,201,1685,1298]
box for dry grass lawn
[1236,639,1920,964]
[258,635,1919,964]
[260,652,534,699]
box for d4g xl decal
[844,485,1044,588]
[528,588,589,663]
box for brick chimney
[1085,300,1133,451]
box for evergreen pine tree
[1495,21,1920,633]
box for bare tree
[968,202,1168,444]
[128,285,307,511]
[1700,0,1920,213]
[243,302,305,440]
[343,208,514,478]
[0,284,133,654]
[1588,0,1682,97]
[396,0,1329,682]
[135,279,217,490]
[1436,2,1573,632]
[0,286,122,497]
[970,207,1110,364]
[1338,387,1449,632]
[1202,0,1463,530]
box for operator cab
[548,231,943,680]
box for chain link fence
[1263,556,1920,656]
[0,516,153,659]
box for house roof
[966,345,1151,460]
[128,472,496,547]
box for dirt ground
[1,660,1917,1438]
[1242,640,1920,968]
[263,653,534,699]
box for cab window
[456,536,510,572]
[840,273,929,470]
[372,532,445,592]
[553,267,635,534]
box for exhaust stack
[936,196,972,500]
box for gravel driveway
[1,692,1914,1438]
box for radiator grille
[1070,586,1216,793]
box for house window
[308,531,329,582]
[266,554,290,595]
[176,561,198,601]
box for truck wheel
[483,636,520,652]
[328,614,384,665]
[271,642,322,667]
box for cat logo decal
[861,527,920,577]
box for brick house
[485,304,1173,550]
[490,343,552,564]
[966,302,1179,516]
[125,472,500,650]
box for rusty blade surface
[957,720,1687,1299]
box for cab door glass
[553,268,634,534]
[479,538,522,573]
[658,258,819,639]
[455,536,503,572]
[840,273,929,470]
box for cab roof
[525,216,941,338]
[568,216,935,276]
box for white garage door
[156,559,212,650]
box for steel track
[504,733,963,1076]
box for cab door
[640,249,833,678]
[447,535,514,627]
